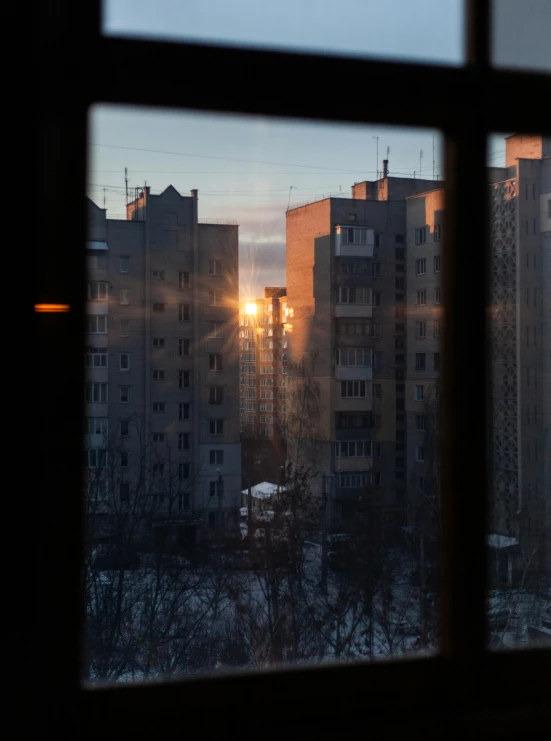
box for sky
[89,1,550,296]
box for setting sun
[244,302,257,315]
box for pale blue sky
[90,1,549,295]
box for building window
[210,480,224,497]
[413,355,426,383]
[416,321,426,339]
[395,248,405,262]
[415,227,427,245]
[395,277,405,290]
[153,338,165,348]
[338,473,370,488]
[372,323,381,338]
[84,449,107,469]
[152,270,165,280]
[395,353,405,364]
[395,337,405,349]
[119,386,129,403]
[177,271,190,289]
[372,263,381,278]
[434,320,441,338]
[120,320,130,337]
[372,383,382,400]
[434,287,441,304]
[533,217,537,234]
[179,462,190,480]
[396,398,405,412]
[208,259,222,275]
[416,445,425,462]
[86,315,107,334]
[415,385,425,401]
[373,291,381,307]
[337,412,372,429]
[120,420,129,437]
[153,302,165,313]
[433,224,441,241]
[434,255,441,273]
[176,433,189,451]
[208,291,222,306]
[341,380,366,398]
[179,370,190,388]
[119,288,130,305]
[395,292,404,303]
[153,370,166,381]
[95,255,108,271]
[395,369,405,381]
[335,347,372,368]
[210,450,224,465]
[209,386,224,404]
[179,338,190,357]
[85,383,107,403]
[179,402,190,421]
[337,286,372,304]
[86,417,108,436]
[416,415,426,431]
[434,352,440,370]
[209,354,223,371]
[417,289,427,306]
[209,420,224,435]
[119,256,130,273]
[179,303,190,321]
[120,353,130,371]
[208,320,223,338]
[85,346,107,368]
[178,493,190,511]
[153,402,165,413]
[152,432,165,443]
[415,258,426,275]
[417,476,426,493]
[395,306,406,319]
[120,482,130,502]
[88,281,108,300]
[153,463,165,475]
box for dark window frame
[37,0,549,736]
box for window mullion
[440,122,490,675]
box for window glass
[85,105,443,682]
[492,0,551,72]
[487,132,550,650]
[104,0,464,66]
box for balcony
[335,226,375,258]
[334,304,373,319]
[334,457,373,472]
[335,365,373,381]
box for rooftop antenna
[372,136,379,179]
[125,167,128,205]
[432,136,435,180]
[103,188,106,208]
[420,150,424,179]
[287,186,297,211]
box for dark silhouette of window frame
[36,0,549,736]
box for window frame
[38,0,550,735]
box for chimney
[190,189,198,199]
[382,159,389,178]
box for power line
[91,142,445,177]
[91,142,365,173]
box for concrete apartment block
[405,134,550,586]
[85,186,241,545]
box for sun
[245,302,257,315]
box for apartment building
[406,134,551,586]
[286,163,441,522]
[85,185,241,545]
[239,287,287,445]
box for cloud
[239,239,286,298]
